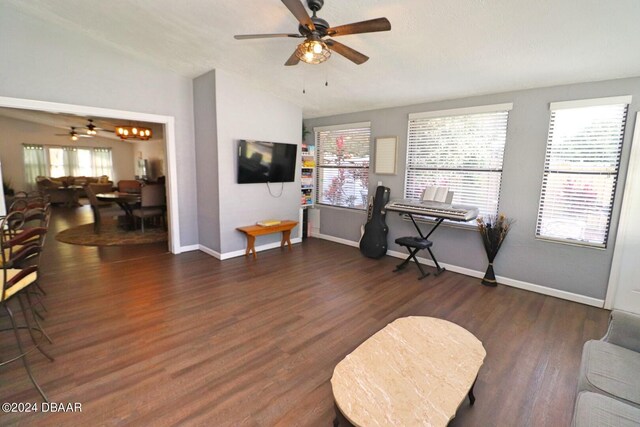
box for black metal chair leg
[18,294,54,360]
[4,303,49,402]
[25,291,53,345]
[36,281,47,296]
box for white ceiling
[8,0,640,118]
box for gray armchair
[573,310,640,426]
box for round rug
[56,220,167,246]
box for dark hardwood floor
[0,205,609,426]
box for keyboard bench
[394,236,443,279]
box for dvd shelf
[301,149,315,207]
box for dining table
[96,191,141,229]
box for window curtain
[62,147,80,176]
[23,144,47,190]
[94,148,113,179]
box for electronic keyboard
[385,199,479,222]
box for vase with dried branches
[477,214,514,287]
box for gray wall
[214,69,302,254]
[0,115,135,189]
[0,3,198,246]
[305,77,640,300]
[194,70,221,252]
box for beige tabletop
[331,316,486,427]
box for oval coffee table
[331,316,486,427]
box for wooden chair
[117,180,142,194]
[1,212,54,401]
[132,184,166,232]
[85,184,124,233]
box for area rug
[56,220,167,246]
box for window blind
[315,124,371,209]
[536,102,628,247]
[405,108,510,220]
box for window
[315,122,371,209]
[536,96,630,248]
[22,144,114,186]
[22,145,47,190]
[405,104,512,221]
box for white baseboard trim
[311,232,360,248]
[199,238,303,261]
[198,244,222,259]
[179,244,200,253]
[312,234,604,308]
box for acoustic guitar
[359,186,390,259]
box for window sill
[315,204,368,214]
[535,236,607,250]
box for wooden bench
[236,220,298,259]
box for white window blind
[405,106,511,220]
[315,123,370,209]
[536,100,629,247]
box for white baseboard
[312,234,605,308]
[179,244,200,253]
[199,238,303,261]
[198,244,222,259]
[311,232,360,248]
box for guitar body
[359,186,391,259]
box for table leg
[282,229,292,251]
[246,234,256,259]
[468,377,478,406]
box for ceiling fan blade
[325,39,369,65]
[234,33,303,40]
[78,135,93,138]
[327,17,391,37]
[281,0,315,31]
[285,50,300,66]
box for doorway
[0,96,181,253]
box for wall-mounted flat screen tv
[237,140,297,184]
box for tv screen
[237,140,298,184]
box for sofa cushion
[578,340,640,408]
[572,391,640,427]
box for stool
[393,236,443,279]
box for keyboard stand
[393,214,446,279]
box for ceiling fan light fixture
[296,38,330,64]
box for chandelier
[116,125,152,141]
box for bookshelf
[301,148,315,207]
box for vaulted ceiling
[8,0,640,118]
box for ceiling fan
[55,127,93,141]
[81,119,109,135]
[234,0,391,66]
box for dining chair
[1,211,53,402]
[117,180,142,194]
[132,184,166,232]
[86,184,125,233]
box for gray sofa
[573,310,640,426]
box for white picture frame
[374,137,398,175]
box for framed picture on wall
[374,137,398,175]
